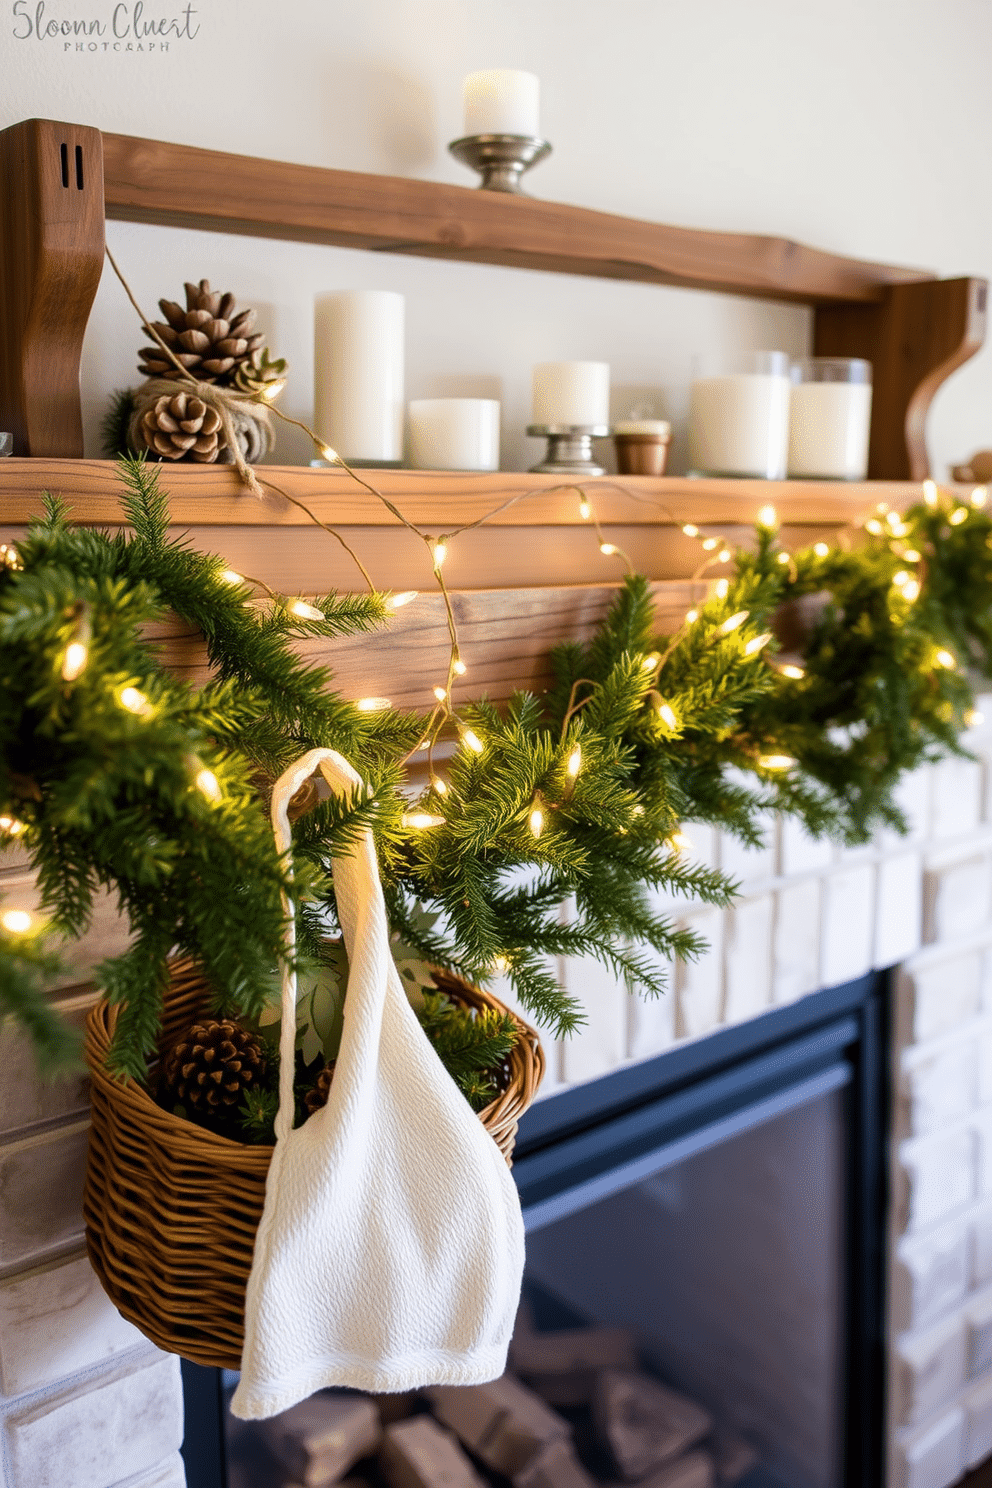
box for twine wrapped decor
[128,377,274,467]
[83,958,543,1370]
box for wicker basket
[84,957,544,1370]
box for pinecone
[163,1019,267,1124]
[304,1061,336,1115]
[138,280,265,385]
[232,347,289,403]
[136,390,227,463]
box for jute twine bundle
[128,378,275,479]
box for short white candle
[788,381,872,480]
[314,291,404,463]
[463,70,540,137]
[689,360,791,479]
[532,362,610,427]
[407,399,501,471]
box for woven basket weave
[84,957,544,1371]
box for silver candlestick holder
[448,134,552,194]
[527,424,610,476]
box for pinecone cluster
[137,390,226,463]
[138,280,264,386]
[304,1061,336,1114]
[163,1019,267,1124]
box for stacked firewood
[232,1311,758,1488]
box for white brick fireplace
[5,707,992,1488]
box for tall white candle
[463,70,540,137]
[788,383,873,480]
[314,291,404,463]
[689,372,791,479]
[407,399,501,471]
[532,362,610,427]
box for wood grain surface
[143,581,711,710]
[100,131,930,308]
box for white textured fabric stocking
[231,748,525,1419]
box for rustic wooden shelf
[0,118,987,481]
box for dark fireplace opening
[181,971,889,1488]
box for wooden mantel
[0,118,987,480]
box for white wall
[3,0,991,476]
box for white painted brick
[932,757,984,841]
[893,1407,965,1488]
[778,816,833,876]
[883,768,933,849]
[627,985,676,1062]
[558,955,628,1085]
[718,812,777,886]
[966,1288,992,1378]
[821,863,875,986]
[5,1354,182,1488]
[127,1456,187,1488]
[0,1122,88,1272]
[892,1222,970,1332]
[971,1203,992,1290]
[874,851,924,969]
[771,877,821,1005]
[722,895,773,1025]
[898,1039,976,1139]
[898,1127,975,1232]
[896,952,982,1047]
[675,909,724,1040]
[0,1252,146,1397]
[964,1375,992,1469]
[894,1314,967,1426]
[925,853,992,944]
[0,990,95,1138]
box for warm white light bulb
[903,550,921,563]
[685,608,699,624]
[220,569,243,585]
[0,816,25,837]
[744,633,772,656]
[973,488,988,509]
[777,551,790,565]
[814,542,830,558]
[61,640,89,681]
[461,728,484,754]
[657,702,678,729]
[759,754,796,771]
[892,571,909,589]
[718,548,732,564]
[433,686,448,703]
[780,664,805,680]
[118,686,151,715]
[579,500,592,521]
[715,579,729,599]
[0,909,33,935]
[432,777,448,795]
[289,598,325,620]
[757,505,778,529]
[600,542,617,556]
[923,479,939,506]
[949,507,968,526]
[402,812,445,829]
[865,519,884,536]
[567,746,582,778]
[682,524,699,538]
[528,805,544,838]
[718,611,749,635]
[195,767,223,804]
[669,831,693,854]
[356,697,392,712]
[641,653,660,671]
[453,658,468,676]
[387,590,418,610]
[966,709,985,728]
[319,444,339,463]
[902,579,921,602]
[701,537,719,551]
[935,649,956,669]
[432,540,448,568]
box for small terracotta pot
[614,429,671,476]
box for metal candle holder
[448,134,552,195]
[527,424,610,476]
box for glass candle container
[688,351,791,479]
[787,358,873,480]
[614,419,671,476]
[407,399,500,471]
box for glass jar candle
[688,351,791,479]
[787,358,873,480]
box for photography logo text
[11,0,200,51]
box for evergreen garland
[1,463,989,1078]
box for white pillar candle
[788,378,872,481]
[463,70,540,137]
[689,356,791,479]
[532,362,610,427]
[314,291,404,463]
[407,399,501,471]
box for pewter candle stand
[527,424,609,477]
[448,135,552,194]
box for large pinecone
[138,280,265,385]
[163,1019,267,1124]
[304,1062,336,1115]
[137,390,226,463]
